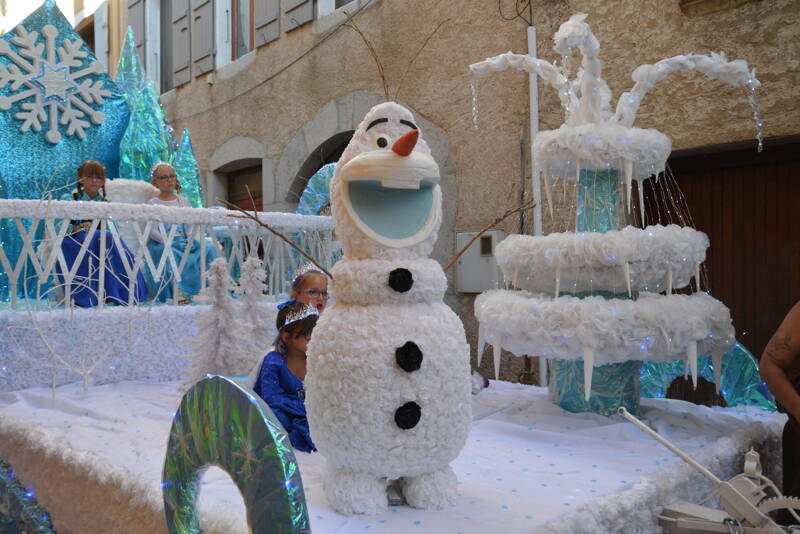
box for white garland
[0,198,333,230]
[496,225,709,294]
[474,290,735,364]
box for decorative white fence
[0,198,337,310]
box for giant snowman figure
[306,102,472,515]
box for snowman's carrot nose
[391,129,419,156]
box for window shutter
[253,0,280,48]
[172,0,191,86]
[127,0,146,64]
[284,0,314,33]
[191,0,215,76]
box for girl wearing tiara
[58,160,146,307]
[253,300,318,452]
[290,264,329,313]
[145,161,217,303]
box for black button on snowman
[305,102,472,516]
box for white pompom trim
[474,289,734,364]
[496,225,708,294]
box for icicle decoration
[470,79,479,129]
[745,79,764,152]
[492,332,502,380]
[623,262,632,297]
[687,340,698,390]
[624,159,633,214]
[582,345,594,401]
[666,270,673,295]
[543,167,554,218]
[476,323,486,367]
[712,351,723,395]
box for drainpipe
[527,24,548,387]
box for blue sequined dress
[58,191,147,307]
[144,197,217,302]
[253,351,316,453]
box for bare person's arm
[760,302,800,421]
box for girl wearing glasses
[290,265,329,312]
[58,160,146,307]
[144,161,217,304]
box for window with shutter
[253,0,279,48]
[284,0,314,33]
[172,0,191,86]
[191,0,216,76]
[127,0,146,64]
[232,0,253,59]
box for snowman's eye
[376,137,388,148]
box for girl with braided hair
[57,160,146,307]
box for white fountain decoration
[470,14,764,400]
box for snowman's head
[330,102,441,260]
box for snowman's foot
[401,466,458,510]
[323,465,387,516]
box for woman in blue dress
[145,162,217,304]
[58,160,147,307]
[253,300,318,453]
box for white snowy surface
[0,379,784,534]
[496,225,708,295]
[475,290,735,364]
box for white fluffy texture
[532,123,672,181]
[184,259,254,387]
[329,258,447,306]
[615,52,760,127]
[0,198,333,229]
[0,380,785,534]
[309,293,470,517]
[329,102,441,261]
[474,290,735,363]
[103,178,160,256]
[311,101,471,515]
[469,15,760,180]
[496,225,709,294]
[0,303,279,392]
[306,299,472,514]
[103,178,159,204]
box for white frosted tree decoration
[234,256,273,359]
[184,257,248,387]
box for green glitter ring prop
[162,376,310,534]
[0,459,56,533]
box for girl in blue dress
[58,160,146,307]
[253,300,318,453]
[145,162,217,304]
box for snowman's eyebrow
[366,118,389,131]
[400,119,418,130]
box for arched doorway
[286,130,353,205]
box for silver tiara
[149,160,173,180]
[283,303,319,328]
[292,263,323,283]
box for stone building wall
[162,0,799,383]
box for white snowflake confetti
[0,24,109,144]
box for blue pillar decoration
[163,376,310,534]
[640,343,776,410]
[0,0,130,302]
[549,168,642,416]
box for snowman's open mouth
[348,180,436,240]
[340,150,440,248]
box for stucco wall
[162,0,799,383]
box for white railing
[0,198,337,310]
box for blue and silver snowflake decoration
[0,20,109,143]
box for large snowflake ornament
[0,24,109,144]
